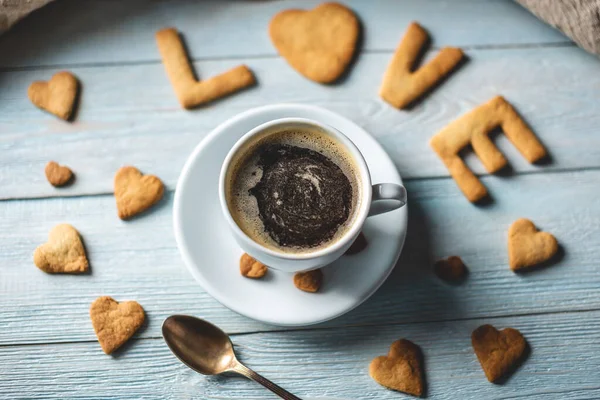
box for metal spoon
[162,315,302,400]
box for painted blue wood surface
[2,46,600,199]
[0,0,567,68]
[1,1,599,399]
[2,312,599,399]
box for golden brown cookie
[240,253,268,279]
[508,218,558,271]
[369,339,425,396]
[90,296,145,355]
[472,324,527,383]
[156,28,255,109]
[293,269,323,293]
[33,224,88,273]
[269,2,359,83]
[430,96,547,202]
[28,71,79,120]
[45,161,74,187]
[345,232,368,255]
[380,22,463,109]
[114,166,164,220]
[434,256,467,281]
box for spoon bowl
[162,315,302,400]
[162,315,235,375]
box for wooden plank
[1,311,599,399]
[0,0,568,69]
[1,169,599,345]
[2,46,600,199]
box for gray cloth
[0,0,52,34]
[517,0,600,55]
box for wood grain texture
[2,169,600,345]
[2,46,600,199]
[0,0,568,69]
[1,311,599,399]
[1,1,599,398]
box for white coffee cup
[218,118,406,272]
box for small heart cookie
[293,269,323,293]
[269,2,359,83]
[472,324,527,383]
[508,218,558,271]
[369,339,424,396]
[33,224,88,273]
[114,166,164,220]
[434,256,467,281]
[240,253,268,279]
[90,296,145,354]
[45,161,74,187]
[28,71,79,121]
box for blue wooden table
[1,1,600,399]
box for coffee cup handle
[368,183,407,217]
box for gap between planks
[1,306,598,349]
[3,164,600,202]
[0,41,576,73]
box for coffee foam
[226,124,361,254]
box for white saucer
[173,104,408,326]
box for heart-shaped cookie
[114,166,164,220]
[28,71,79,121]
[434,256,467,281]
[90,296,145,354]
[45,161,74,187]
[240,253,268,279]
[293,268,323,293]
[33,224,88,274]
[508,218,558,271]
[269,2,359,83]
[472,324,527,383]
[369,339,424,396]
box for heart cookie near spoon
[28,71,79,121]
[90,296,145,354]
[508,218,558,271]
[269,2,360,83]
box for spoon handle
[233,362,303,400]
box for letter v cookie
[430,96,546,202]
[156,28,255,109]
[380,22,463,109]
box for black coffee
[226,126,360,253]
